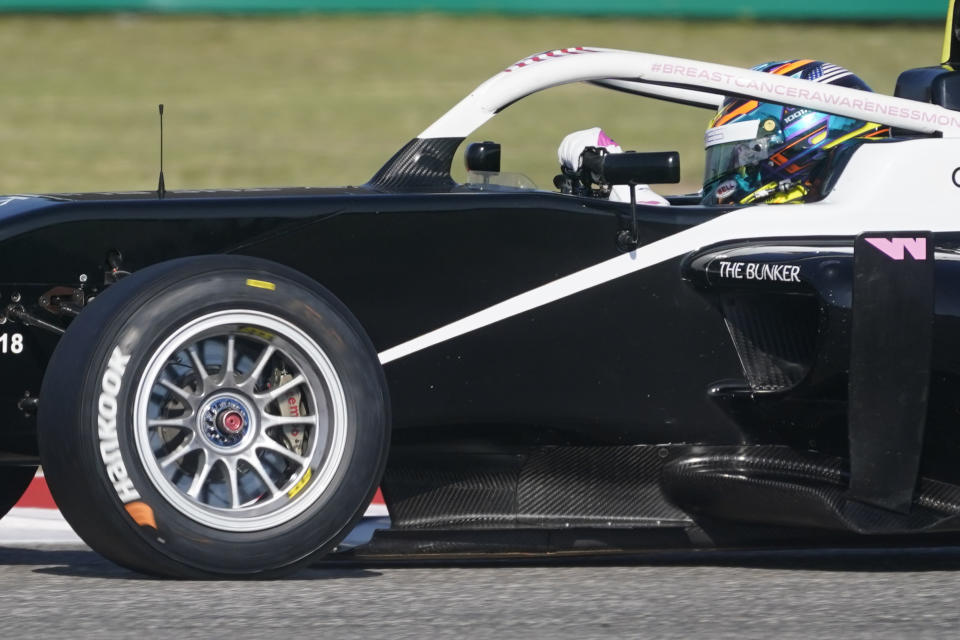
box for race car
[3,9,960,578]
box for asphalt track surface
[2,544,960,638]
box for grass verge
[0,14,942,193]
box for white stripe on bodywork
[379,222,698,364]
[377,137,960,365]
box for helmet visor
[703,119,771,188]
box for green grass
[0,14,943,194]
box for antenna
[157,104,166,199]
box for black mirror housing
[465,141,501,173]
[583,150,680,185]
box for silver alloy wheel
[132,310,348,532]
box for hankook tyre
[37,255,390,578]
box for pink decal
[597,130,618,147]
[864,237,927,261]
[504,47,595,72]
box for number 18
[0,333,23,354]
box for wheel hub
[219,410,244,433]
[134,310,346,532]
[200,395,253,447]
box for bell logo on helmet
[715,180,738,202]
[97,346,140,503]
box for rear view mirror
[582,150,680,185]
[465,141,501,173]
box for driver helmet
[702,60,890,205]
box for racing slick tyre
[0,465,39,520]
[37,255,390,578]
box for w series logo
[864,236,927,261]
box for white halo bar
[418,47,960,139]
[590,78,723,110]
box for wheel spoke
[255,435,308,467]
[256,374,305,406]
[260,414,318,430]
[147,416,193,429]
[188,347,209,382]
[223,458,240,509]
[186,450,215,498]
[220,335,236,385]
[244,454,279,496]
[158,436,200,469]
[239,344,276,391]
[159,378,198,406]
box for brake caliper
[270,369,305,455]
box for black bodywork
[1,134,958,552]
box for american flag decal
[811,62,852,83]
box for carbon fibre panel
[383,444,960,537]
[382,445,689,530]
[519,446,687,526]
[662,446,960,534]
[367,137,462,192]
[381,454,521,529]
[720,295,819,392]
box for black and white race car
[1,13,960,578]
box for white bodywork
[378,49,960,364]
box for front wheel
[38,255,390,578]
